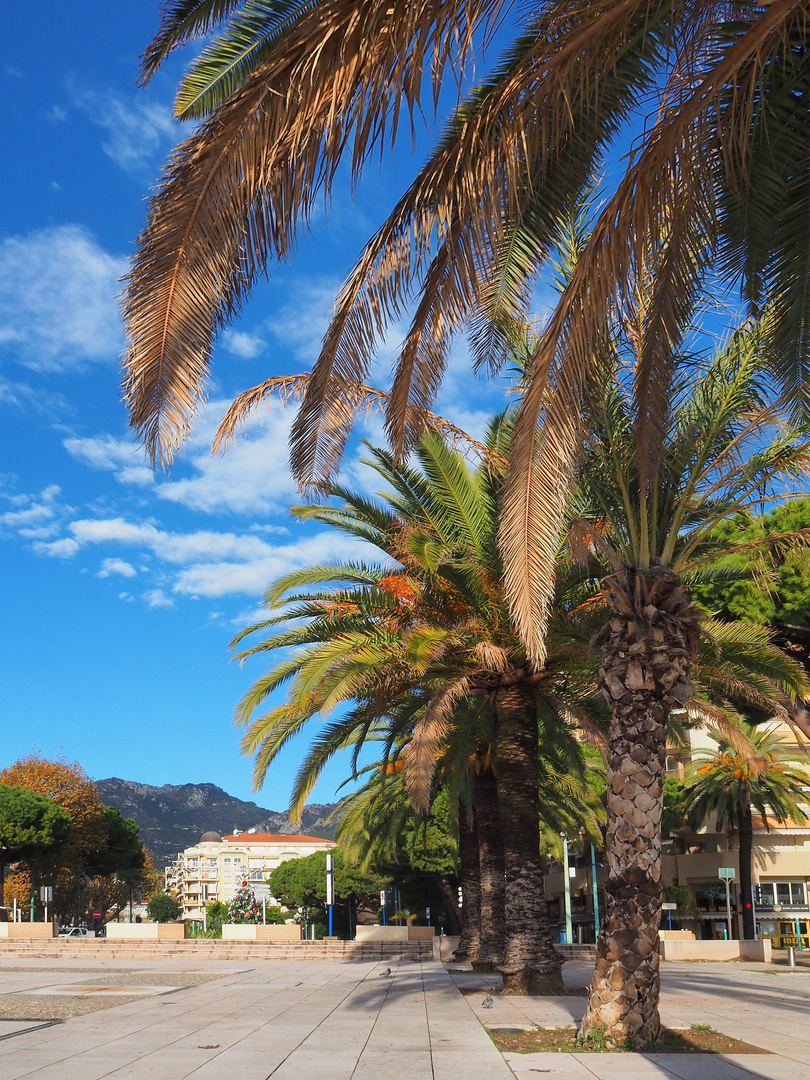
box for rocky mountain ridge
[96,778,338,868]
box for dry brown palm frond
[123,0,503,465]
[473,641,512,673]
[291,0,675,482]
[406,675,473,812]
[211,373,499,463]
[496,2,803,662]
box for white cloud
[223,330,266,360]
[265,279,340,364]
[62,513,372,599]
[98,557,137,578]
[144,588,175,609]
[33,537,80,558]
[72,87,178,174]
[0,375,72,418]
[66,398,296,517]
[0,226,126,371]
[63,435,153,487]
[0,484,66,540]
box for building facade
[165,830,336,921]
[544,721,810,947]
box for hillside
[96,778,339,868]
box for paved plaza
[0,954,808,1079]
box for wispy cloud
[0,226,125,371]
[223,329,266,360]
[71,86,179,175]
[98,557,137,579]
[65,398,297,517]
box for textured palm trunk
[581,567,699,1045]
[453,801,482,963]
[494,683,564,994]
[472,768,505,972]
[739,804,754,940]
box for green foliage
[683,720,810,833]
[689,499,810,628]
[0,783,73,862]
[90,806,147,881]
[205,899,229,936]
[146,893,183,922]
[662,777,686,836]
[269,849,387,927]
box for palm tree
[568,315,810,1042]
[124,0,808,483]
[232,427,610,991]
[683,719,810,940]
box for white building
[165,830,336,921]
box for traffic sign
[718,868,735,880]
[661,902,677,910]
[39,886,53,902]
[92,910,102,919]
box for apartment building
[165,829,336,921]
[544,721,810,948]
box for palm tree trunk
[472,768,505,973]
[494,683,564,994]
[453,801,481,963]
[739,804,754,940]
[581,567,699,1044]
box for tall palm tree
[233,427,611,991]
[569,315,810,1042]
[683,719,810,940]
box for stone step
[0,939,434,962]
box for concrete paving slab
[502,1051,595,1076]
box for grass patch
[487,1023,770,1055]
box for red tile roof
[222,833,335,844]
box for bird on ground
[481,994,494,1008]
[380,967,392,977]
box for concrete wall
[221,923,302,941]
[659,930,695,940]
[0,922,55,939]
[106,922,187,940]
[659,938,771,961]
[354,926,408,942]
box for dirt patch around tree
[487,1024,771,1054]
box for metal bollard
[788,946,796,968]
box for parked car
[58,926,95,938]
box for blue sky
[1,2,513,810]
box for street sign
[379,890,386,906]
[92,910,102,919]
[39,886,53,902]
[718,868,735,880]
[661,903,677,910]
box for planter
[221,923,302,941]
[106,922,187,940]
[0,922,55,939]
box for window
[759,881,807,908]
[224,858,231,865]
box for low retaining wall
[659,938,771,962]
[0,922,55,939]
[222,924,302,941]
[354,926,436,943]
[105,922,187,940]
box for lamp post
[718,868,735,941]
[561,835,573,945]
[326,854,334,938]
[590,844,600,939]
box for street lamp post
[561,835,573,945]
[326,854,334,938]
[718,868,735,941]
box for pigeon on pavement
[380,967,392,977]
[481,994,494,1008]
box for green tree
[0,784,72,905]
[683,720,810,940]
[146,893,183,922]
[235,427,606,991]
[269,849,386,935]
[90,807,147,882]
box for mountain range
[97,778,339,869]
